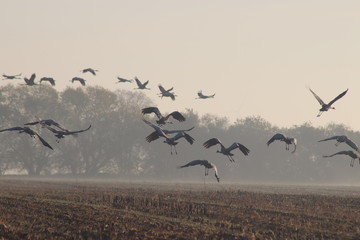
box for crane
[203,138,250,162]
[71,77,86,86]
[267,133,297,153]
[323,150,360,167]
[158,84,176,100]
[318,135,359,152]
[308,88,348,117]
[0,126,53,150]
[141,107,185,126]
[82,68,98,76]
[40,77,56,86]
[116,77,133,83]
[2,73,21,80]
[23,73,37,86]
[134,77,150,90]
[178,160,220,182]
[44,124,91,142]
[196,91,215,99]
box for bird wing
[177,159,206,168]
[197,91,205,98]
[267,133,286,146]
[203,138,222,149]
[166,111,185,122]
[24,121,41,126]
[29,73,36,84]
[309,88,325,106]
[143,119,168,138]
[135,77,142,87]
[34,133,53,150]
[318,136,340,142]
[0,126,25,133]
[163,126,195,134]
[229,142,250,155]
[142,80,149,87]
[158,85,167,94]
[328,89,348,106]
[141,107,163,119]
[145,131,161,143]
[64,125,91,135]
[175,132,194,145]
[47,120,68,132]
[323,151,352,158]
[345,138,359,152]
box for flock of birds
[1,68,357,182]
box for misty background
[0,84,359,184]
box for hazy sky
[1,1,360,130]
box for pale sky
[1,1,360,130]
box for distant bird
[82,68,98,76]
[203,138,250,162]
[2,73,21,80]
[71,77,86,86]
[267,133,297,153]
[318,135,359,152]
[308,88,348,117]
[196,91,215,99]
[158,84,176,100]
[116,77,133,83]
[323,150,360,167]
[45,124,91,142]
[24,118,68,132]
[178,160,220,182]
[23,73,37,86]
[134,77,150,90]
[143,119,194,155]
[40,77,55,86]
[141,107,185,126]
[0,126,53,150]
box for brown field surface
[1,178,360,239]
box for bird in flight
[116,77,133,83]
[2,73,22,80]
[45,124,91,142]
[71,77,86,86]
[40,77,56,86]
[158,84,176,101]
[203,138,250,162]
[82,68,98,76]
[23,73,37,86]
[323,150,360,167]
[318,135,359,153]
[308,88,348,117]
[196,91,215,99]
[0,126,53,150]
[24,118,69,132]
[267,133,297,153]
[134,77,150,90]
[141,107,186,126]
[178,160,220,182]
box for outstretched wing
[318,136,340,142]
[181,132,195,145]
[65,125,91,135]
[158,84,167,94]
[323,150,353,158]
[134,77,142,87]
[345,138,359,152]
[328,89,348,106]
[145,131,162,143]
[203,138,222,149]
[309,88,325,106]
[34,133,53,150]
[141,107,162,119]
[177,159,206,168]
[267,133,286,146]
[229,142,250,155]
[0,126,25,133]
[24,121,41,126]
[166,111,185,122]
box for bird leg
[351,159,354,167]
[335,142,340,147]
[174,145,178,155]
[317,111,323,117]
[227,155,234,162]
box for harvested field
[1,178,360,239]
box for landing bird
[267,133,297,153]
[203,138,250,162]
[40,77,55,86]
[82,68,98,76]
[318,135,359,152]
[196,91,215,99]
[45,124,91,142]
[2,73,21,80]
[178,160,219,182]
[158,84,176,100]
[0,126,53,150]
[134,77,150,90]
[23,73,37,86]
[71,77,86,86]
[141,107,185,126]
[24,118,68,132]
[308,88,348,117]
[323,150,360,167]
[163,131,195,155]
[116,77,133,83]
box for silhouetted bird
[2,73,21,80]
[0,126,53,150]
[45,125,91,142]
[196,91,215,99]
[158,84,176,100]
[203,138,250,162]
[318,135,359,152]
[141,107,185,126]
[178,160,219,182]
[82,68,98,75]
[25,118,68,132]
[267,133,297,153]
[23,73,37,86]
[323,150,360,167]
[308,88,348,117]
[116,77,133,83]
[40,77,55,86]
[134,77,150,90]
[71,77,86,86]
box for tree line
[0,84,359,184]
